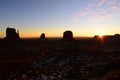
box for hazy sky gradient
[0,0,120,38]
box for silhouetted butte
[63,30,74,41]
[5,27,20,40]
[1,27,22,44]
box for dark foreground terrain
[0,37,120,80]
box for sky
[0,0,120,38]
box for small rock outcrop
[39,33,46,40]
[114,34,120,38]
[63,30,74,41]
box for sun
[96,31,105,42]
[97,32,104,38]
[99,34,103,38]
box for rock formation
[114,34,120,38]
[5,27,20,40]
[63,30,73,41]
[39,33,46,40]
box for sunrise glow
[0,0,120,38]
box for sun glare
[99,34,103,38]
[97,32,104,38]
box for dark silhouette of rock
[94,34,120,41]
[93,35,100,41]
[39,33,46,40]
[0,27,22,45]
[5,27,20,40]
[114,34,120,38]
[93,34,120,45]
[63,30,74,41]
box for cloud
[90,10,113,21]
[111,6,120,12]
[98,0,106,7]
[107,0,116,5]
[73,0,120,22]
[87,3,95,9]
[79,11,90,17]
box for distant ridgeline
[0,27,120,47]
[94,34,120,44]
[2,27,120,43]
[1,28,75,42]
